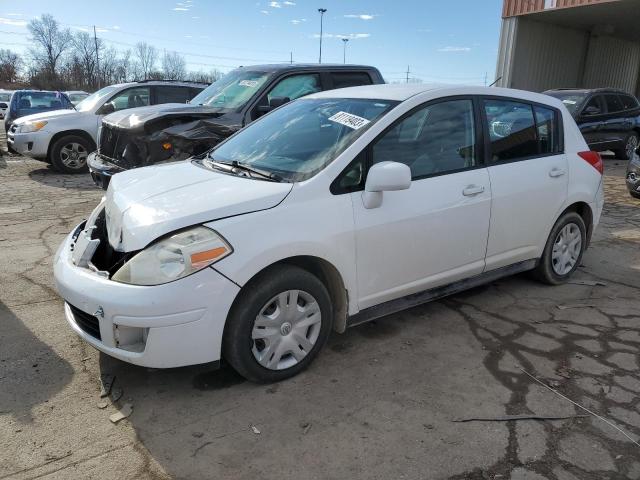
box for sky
[0,0,504,85]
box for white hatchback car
[54,84,604,382]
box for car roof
[545,88,633,95]
[306,84,566,107]
[236,63,379,73]
[65,90,89,94]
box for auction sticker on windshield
[239,80,259,88]
[328,111,371,130]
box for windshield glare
[206,98,397,181]
[75,85,118,112]
[189,69,270,110]
[546,92,586,115]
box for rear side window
[604,94,624,113]
[331,72,373,89]
[620,94,639,110]
[534,106,560,155]
[155,86,191,104]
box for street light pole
[342,38,349,64]
[318,8,327,64]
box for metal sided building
[495,0,640,95]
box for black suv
[89,63,384,188]
[545,88,640,160]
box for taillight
[578,151,603,175]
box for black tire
[533,211,586,285]
[613,133,639,161]
[50,134,93,173]
[223,265,333,383]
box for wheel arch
[47,129,97,161]
[227,255,350,334]
[559,201,594,247]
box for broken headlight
[112,226,232,286]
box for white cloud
[290,18,306,24]
[312,32,371,40]
[0,17,27,27]
[283,1,296,4]
[344,14,376,20]
[173,7,189,11]
[269,1,282,7]
[260,9,270,14]
[112,25,121,30]
[437,46,471,52]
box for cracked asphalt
[1,136,639,479]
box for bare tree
[162,51,187,80]
[71,31,102,88]
[27,14,72,84]
[134,42,157,80]
[0,49,22,84]
[187,69,224,84]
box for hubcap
[551,222,582,276]
[626,135,639,159]
[251,290,322,370]
[60,142,88,169]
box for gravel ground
[1,134,640,479]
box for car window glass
[534,106,559,155]
[330,72,372,89]
[372,99,476,179]
[108,87,151,111]
[621,94,639,110]
[267,74,321,102]
[155,86,191,104]
[484,99,537,162]
[605,94,624,113]
[583,96,602,115]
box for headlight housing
[112,226,232,286]
[18,120,48,133]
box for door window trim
[479,95,565,166]
[331,95,486,194]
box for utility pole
[406,65,410,84]
[93,25,101,88]
[342,38,349,64]
[290,51,293,64]
[318,8,327,64]
[484,72,488,86]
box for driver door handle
[549,168,566,178]
[462,185,485,196]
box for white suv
[7,81,206,173]
[54,84,604,382]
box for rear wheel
[223,265,333,383]
[533,211,586,285]
[614,133,639,160]
[50,135,93,173]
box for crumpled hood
[102,103,228,131]
[105,160,293,252]
[13,109,77,124]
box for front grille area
[68,303,102,340]
[99,125,142,168]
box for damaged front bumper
[53,213,240,368]
[88,152,124,190]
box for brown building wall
[502,0,620,18]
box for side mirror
[583,105,601,116]
[362,161,411,209]
[0,103,7,109]
[257,96,291,114]
[98,102,115,115]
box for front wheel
[223,265,333,383]
[533,211,586,285]
[50,135,93,173]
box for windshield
[75,85,119,112]
[204,98,397,182]
[189,69,271,110]
[68,93,88,103]
[546,91,587,115]
[0,93,10,102]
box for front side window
[76,85,118,112]
[267,74,321,103]
[604,94,624,113]
[372,99,476,179]
[484,99,538,162]
[108,87,150,111]
[206,98,397,182]
[582,96,603,115]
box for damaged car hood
[105,161,293,252]
[102,103,232,131]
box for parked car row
[53,83,605,382]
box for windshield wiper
[207,159,283,182]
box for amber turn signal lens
[162,143,172,150]
[190,247,229,268]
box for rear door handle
[462,185,485,196]
[549,168,566,178]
